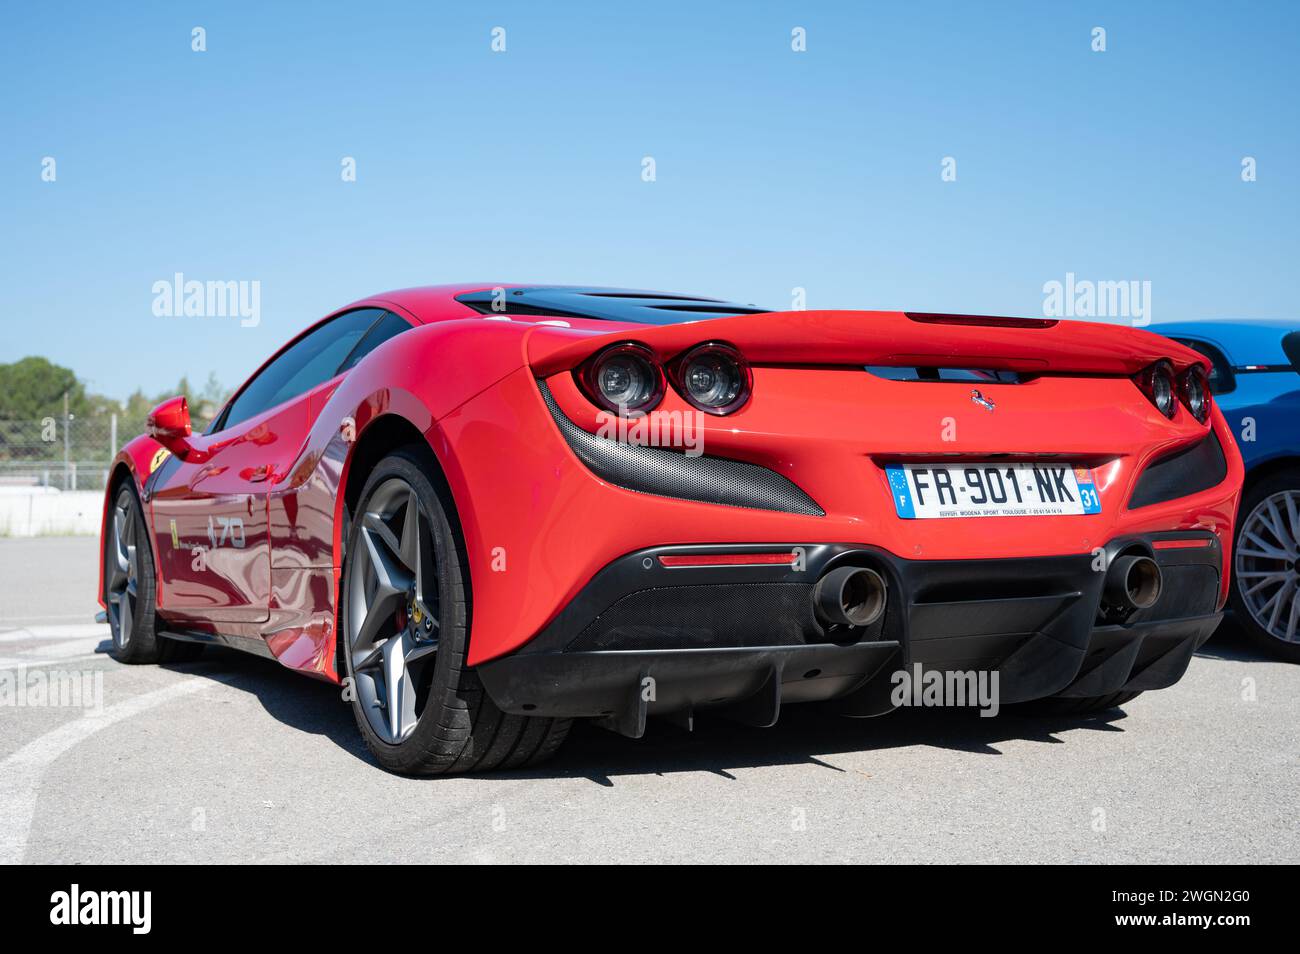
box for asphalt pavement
[1,536,1295,864]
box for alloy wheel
[105,499,139,649]
[347,477,440,744]
[1235,489,1300,644]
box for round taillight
[672,342,752,415]
[576,342,664,414]
[1180,364,1211,423]
[1152,365,1176,418]
[1136,361,1178,419]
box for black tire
[1013,690,1142,716]
[103,482,204,665]
[1228,468,1300,663]
[341,447,571,775]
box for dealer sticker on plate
[885,463,1102,519]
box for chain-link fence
[0,415,146,491]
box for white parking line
[0,654,104,669]
[15,640,106,659]
[0,621,101,629]
[0,624,109,667]
[0,624,109,643]
[0,677,219,864]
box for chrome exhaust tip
[813,566,888,628]
[1105,554,1163,611]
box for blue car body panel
[1149,320,1300,473]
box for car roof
[1147,318,1296,366]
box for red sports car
[99,285,1244,774]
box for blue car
[1149,319,1300,661]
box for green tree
[0,357,227,464]
[0,356,91,420]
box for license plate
[884,463,1102,519]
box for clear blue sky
[2,1,1296,402]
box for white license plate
[885,462,1102,519]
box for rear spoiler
[524,310,1208,378]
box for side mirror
[146,396,194,458]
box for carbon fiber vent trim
[537,380,824,516]
[1128,431,1228,509]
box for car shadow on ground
[144,644,1129,782]
[1193,616,1278,663]
[153,647,373,763]
[134,618,1281,785]
[511,705,1132,787]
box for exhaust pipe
[1104,554,1163,611]
[813,566,887,628]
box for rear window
[456,286,770,326]
[337,311,413,373]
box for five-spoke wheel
[105,495,140,650]
[101,484,202,664]
[347,476,440,744]
[340,448,571,774]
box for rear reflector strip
[1152,538,1215,550]
[658,552,796,568]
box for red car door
[149,307,390,628]
[149,400,306,625]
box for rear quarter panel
[256,318,542,679]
